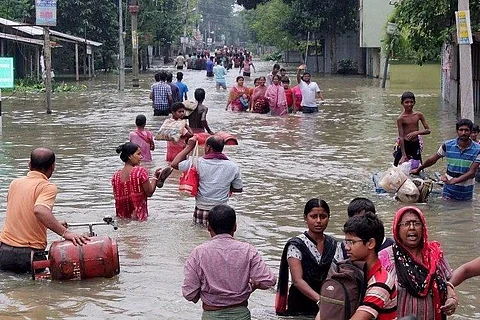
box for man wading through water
[170,135,243,225]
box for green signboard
[0,58,14,88]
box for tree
[391,0,480,64]
[282,0,356,73]
[0,0,32,22]
[244,0,295,50]
[55,0,118,71]
[236,0,267,10]
[197,0,237,47]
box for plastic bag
[379,166,409,193]
[398,161,411,175]
[396,179,420,203]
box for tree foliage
[236,0,267,10]
[56,0,119,70]
[391,0,480,64]
[244,0,295,49]
[282,0,356,38]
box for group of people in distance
[225,63,324,115]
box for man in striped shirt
[411,118,480,201]
[343,212,397,320]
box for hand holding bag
[179,142,199,196]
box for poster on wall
[0,58,14,89]
[456,10,473,45]
[36,0,57,26]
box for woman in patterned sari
[275,198,344,316]
[379,206,458,319]
[111,142,166,221]
[250,76,269,114]
[226,76,249,112]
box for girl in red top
[282,77,295,113]
[111,142,165,221]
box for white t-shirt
[299,80,320,108]
[175,55,185,67]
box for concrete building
[359,0,395,78]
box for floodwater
[0,60,479,319]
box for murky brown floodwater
[0,60,479,319]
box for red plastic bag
[179,142,199,196]
[179,167,199,196]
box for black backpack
[318,260,367,320]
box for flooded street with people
[0,60,479,319]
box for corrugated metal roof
[0,17,102,47]
[0,32,62,47]
[50,30,102,47]
[0,17,44,36]
[0,32,44,46]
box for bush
[337,59,358,75]
[262,51,283,62]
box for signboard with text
[36,0,57,26]
[456,10,473,45]
[0,58,14,88]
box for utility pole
[182,0,188,55]
[43,27,52,114]
[118,0,125,91]
[129,0,139,88]
[457,0,474,120]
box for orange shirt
[0,171,57,249]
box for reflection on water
[0,61,478,319]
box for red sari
[111,166,149,221]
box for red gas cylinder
[194,131,238,146]
[32,236,119,280]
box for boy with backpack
[316,212,397,320]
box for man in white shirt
[175,53,186,70]
[296,64,324,113]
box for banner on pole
[456,10,473,45]
[132,31,138,49]
[36,0,57,26]
[0,58,14,89]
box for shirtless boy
[394,92,430,166]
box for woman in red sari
[226,76,249,112]
[250,76,269,114]
[111,142,166,221]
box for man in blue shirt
[176,72,189,102]
[206,56,214,78]
[412,118,480,200]
[213,60,227,90]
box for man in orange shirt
[0,147,89,273]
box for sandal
[156,166,174,188]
